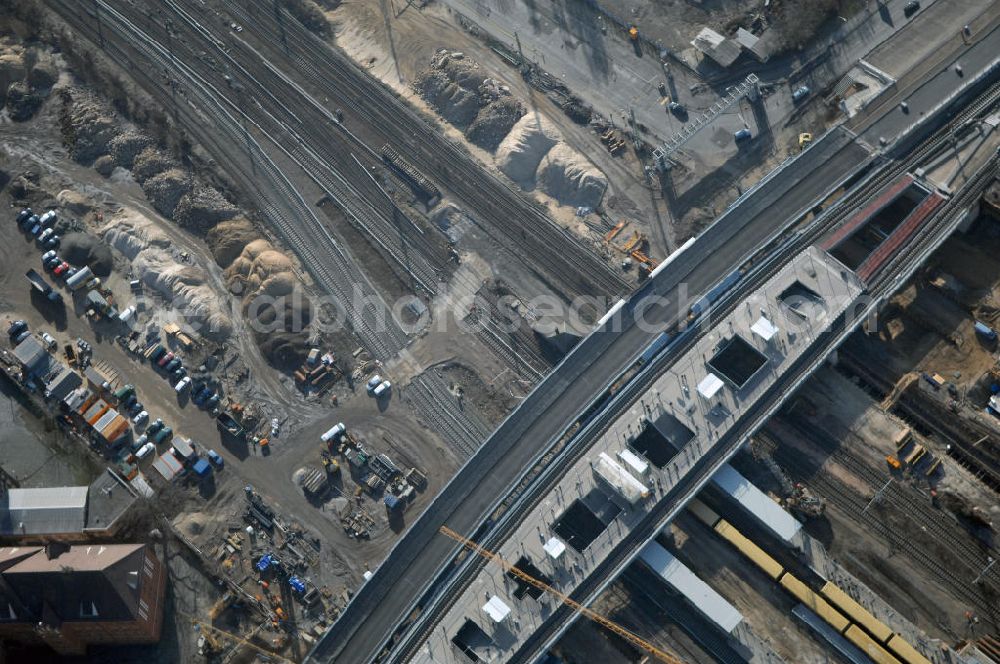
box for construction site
[0,0,998,662]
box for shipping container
[593,452,649,505]
[65,265,93,291]
[975,320,997,341]
[820,582,893,643]
[886,635,932,664]
[714,520,784,580]
[845,625,902,664]
[779,573,849,633]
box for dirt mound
[537,143,607,208]
[172,186,238,233]
[256,327,310,370]
[496,114,562,187]
[56,189,93,215]
[25,51,57,91]
[466,96,524,151]
[131,146,175,184]
[108,130,153,169]
[225,239,297,298]
[60,232,114,276]
[93,155,114,177]
[205,217,258,268]
[440,57,487,92]
[60,92,119,164]
[415,69,480,127]
[142,168,192,218]
[0,43,25,107]
[101,209,233,340]
[6,81,42,121]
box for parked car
[123,394,138,410]
[372,380,392,398]
[175,376,192,393]
[135,441,156,460]
[40,332,57,350]
[128,401,144,416]
[147,419,165,435]
[172,367,187,381]
[165,358,182,373]
[734,127,752,142]
[41,250,56,263]
[791,85,811,103]
[157,352,174,368]
[366,374,383,393]
[207,449,224,468]
[36,228,54,245]
[44,255,61,271]
[53,262,70,276]
[43,235,60,250]
[22,214,39,229]
[153,427,173,445]
[15,208,32,224]
[38,210,57,227]
[132,434,148,451]
[667,101,687,120]
[7,320,27,338]
[133,411,149,426]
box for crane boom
[439,526,685,664]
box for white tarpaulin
[697,372,725,399]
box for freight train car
[845,625,903,664]
[820,582,893,643]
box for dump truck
[216,411,245,439]
[25,269,62,303]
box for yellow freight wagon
[820,582,893,642]
[714,520,784,580]
[887,634,933,664]
[780,573,850,633]
[845,625,903,664]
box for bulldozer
[785,482,825,518]
[798,132,813,151]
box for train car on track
[779,573,850,633]
[686,498,721,528]
[820,581,893,643]
[845,625,903,664]
[715,519,784,580]
[886,634,932,664]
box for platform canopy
[697,372,725,399]
[482,595,511,623]
[751,316,779,342]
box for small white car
[40,332,57,350]
[366,374,383,393]
[135,442,155,460]
[175,376,192,393]
[41,250,57,263]
[372,380,392,398]
[270,417,280,437]
[133,411,148,426]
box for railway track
[382,86,1000,662]
[760,426,1000,624]
[50,0,495,455]
[209,0,629,301]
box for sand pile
[173,186,238,233]
[537,143,607,208]
[205,218,258,268]
[496,114,562,187]
[225,239,297,299]
[101,209,233,340]
[225,238,311,369]
[142,168,192,218]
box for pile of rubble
[0,39,55,122]
[414,50,525,151]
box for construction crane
[439,526,685,664]
[177,610,296,664]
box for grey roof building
[12,336,47,375]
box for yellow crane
[439,526,685,664]
[176,609,296,664]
